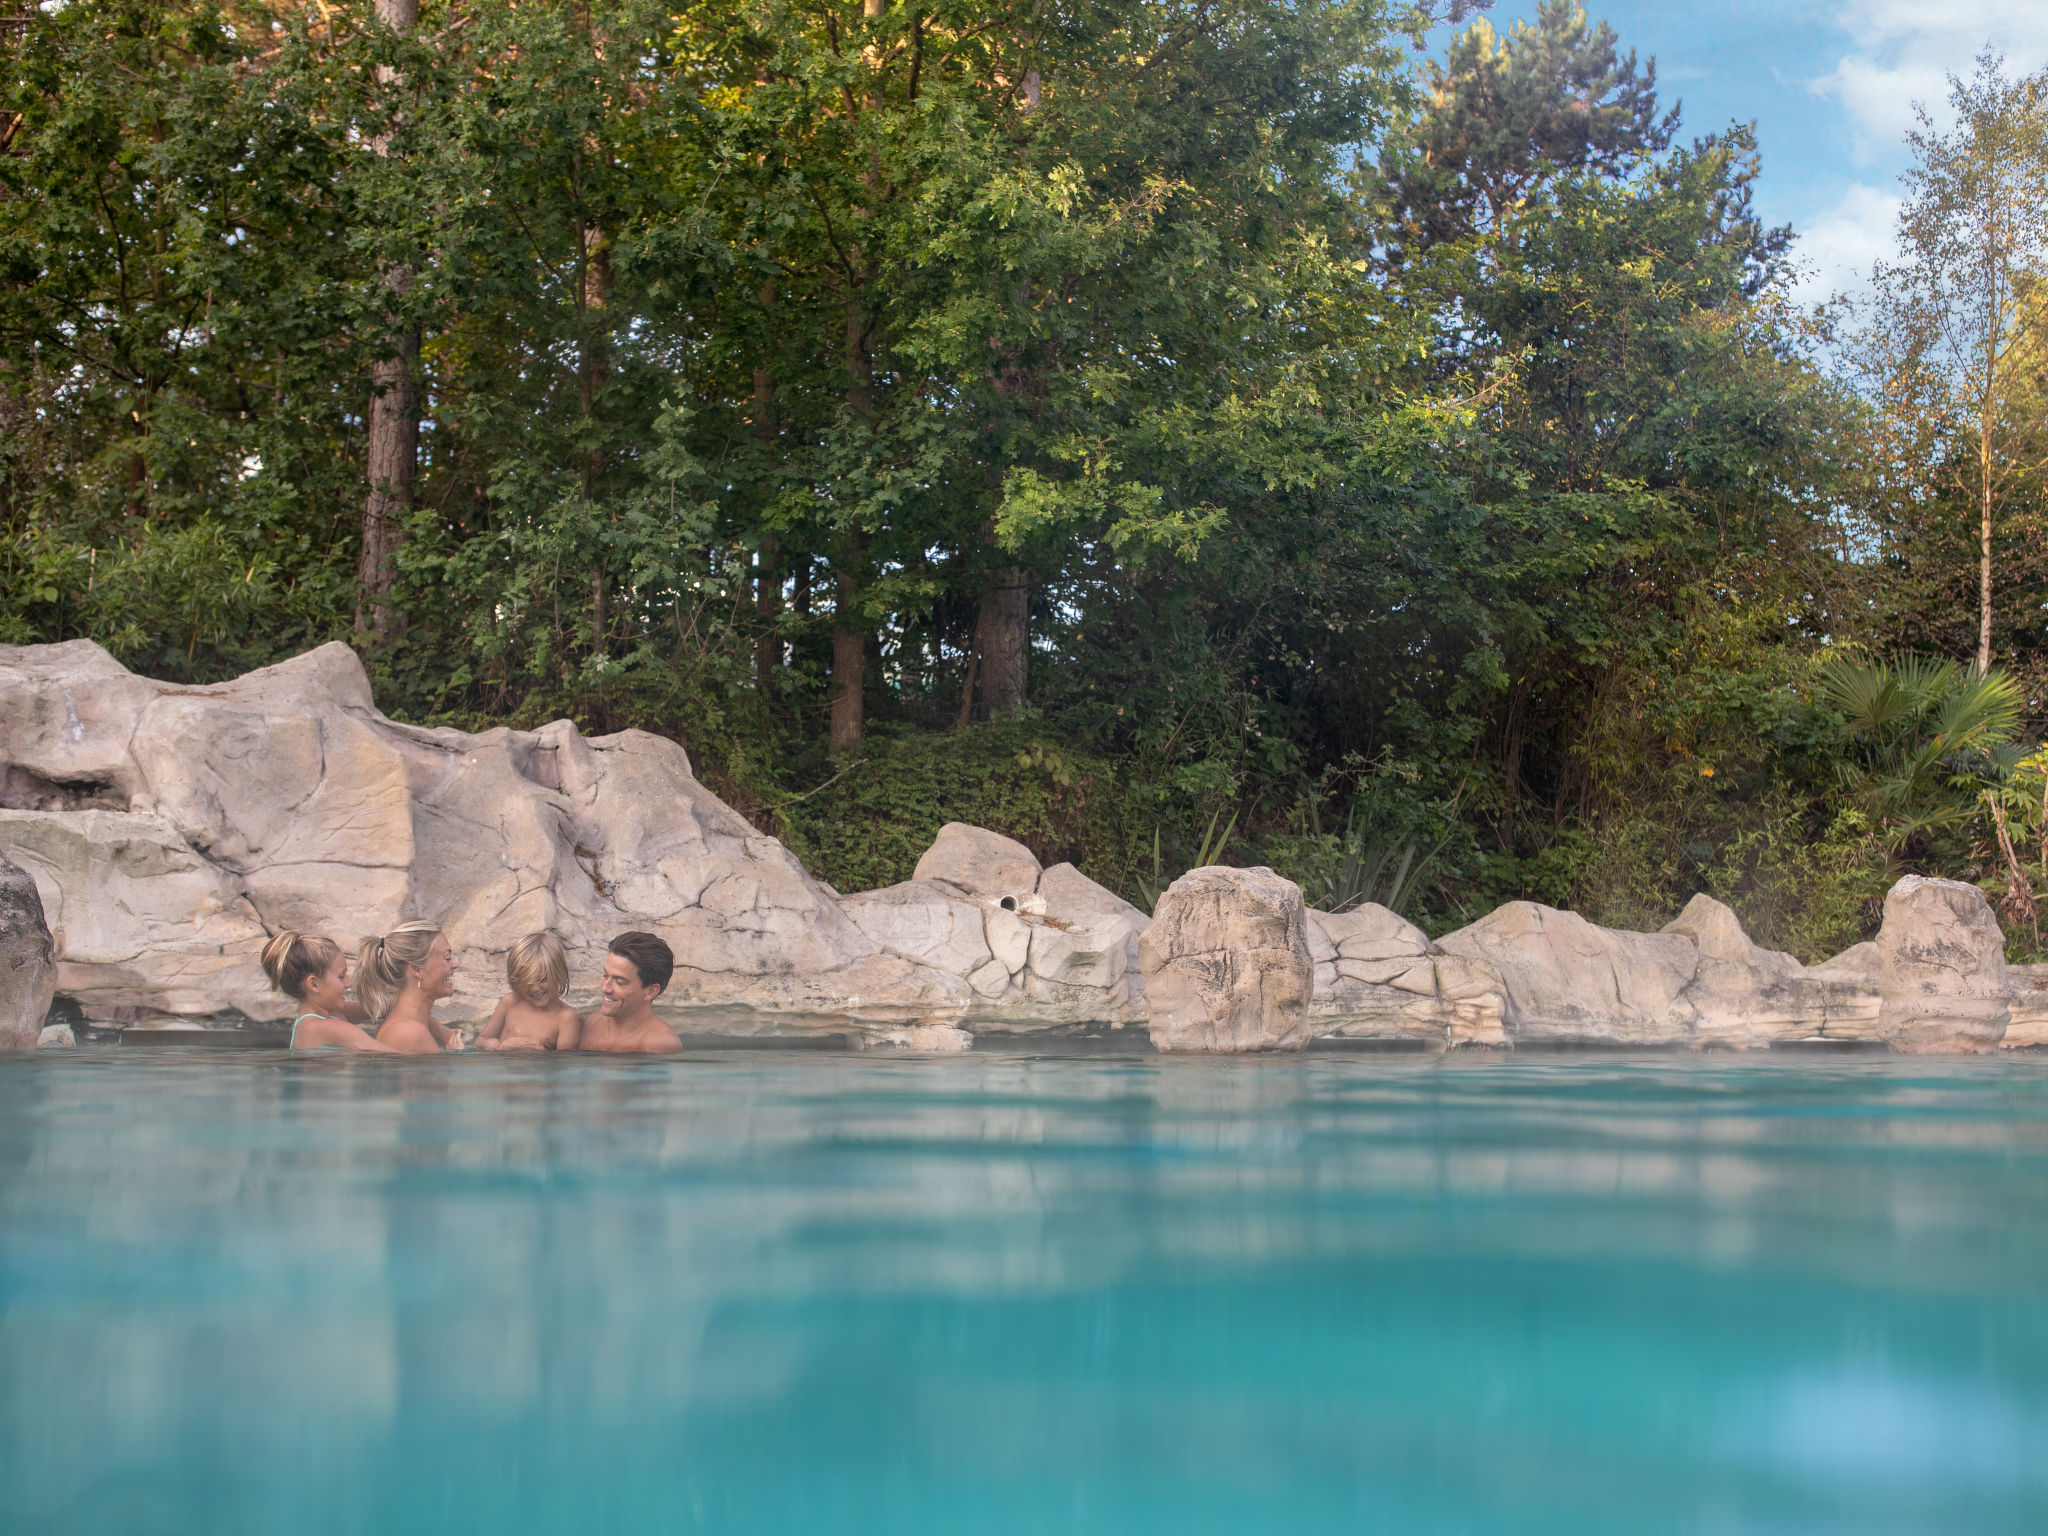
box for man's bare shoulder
[632,1021,684,1054]
[575,1012,680,1054]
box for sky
[1420,0,2048,300]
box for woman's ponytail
[354,921,440,1022]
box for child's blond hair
[507,931,569,1001]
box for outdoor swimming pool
[3,1045,2047,1534]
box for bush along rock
[1140,866,1314,1053]
[0,851,58,1050]
[5,640,2045,1054]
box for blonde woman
[356,921,466,1054]
[477,931,581,1051]
[260,931,394,1054]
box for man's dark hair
[608,931,674,995]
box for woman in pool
[356,921,466,1054]
[260,931,395,1053]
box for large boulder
[840,880,995,978]
[0,810,273,1018]
[1659,894,1829,1046]
[1305,903,1508,1048]
[0,851,57,1050]
[1140,866,1314,1053]
[839,846,1149,1021]
[912,823,1042,902]
[1802,942,1884,1041]
[1876,876,2009,1053]
[2005,965,2048,1049]
[0,640,965,1024]
[1436,901,1701,1045]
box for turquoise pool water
[3,1047,2047,1534]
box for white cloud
[1788,182,1903,300]
[1814,0,2048,161]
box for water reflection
[3,1051,2048,1533]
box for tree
[1862,54,2048,677]
[354,0,420,637]
[1375,0,1673,257]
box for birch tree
[1867,54,2048,676]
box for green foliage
[0,1,2039,955]
[1133,807,1240,915]
[774,723,1132,897]
[1813,653,2025,852]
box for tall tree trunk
[356,0,420,637]
[753,293,780,694]
[357,320,417,634]
[830,569,864,750]
[1980,455,1994,676]
[832,301,876,746]
[973,569,1029,716]
[581,220,612,653]
[755,528,780,697]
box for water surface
[4,1047,2047,1534]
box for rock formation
[0,639,961,1029]
[1140,866,1314,1052]
[0,851,58,1050]
[3,639,2042,1055]
[848,824,1149,1024]
[1308,902,1508,1048]
[1876,876,2010,1053]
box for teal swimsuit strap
[290,1011,330,1050]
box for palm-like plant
[1814,653,2026,846]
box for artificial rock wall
[2,640,2043,1052]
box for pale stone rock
[1026,912,1130,992]
[911,823,1041,901]
[1308,906,1508,1048]
[1315,904,1431,961]
[1038,862,1149,934]
[0,809,275,1019]
[1437,901,1700,1044]
[0,641,966,1023]
[1434,954,1510,1047]
[1877,876,2009,1053]
[983,907,1033,974]
[1304,913,1338,967]
[1660,894,1823,1048]
[1032,862,1147,1007]
[1,851,58,1050]
[967,959,1012,999]
[860,1023,972,1052]
[1804,941,1883,1041]
[839,880,995,977]
[1387,960,1437,995]
[0,639,164,801]
[1334,955,1422,987]
[1141,866,1314,1053]
[2004,965,2048,1049]
[36,1022,75,1048]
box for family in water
[257,922,683,1055]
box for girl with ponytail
[260,931,393,1053]
[355,921,465,1054]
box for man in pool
[578,931,685,1054]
